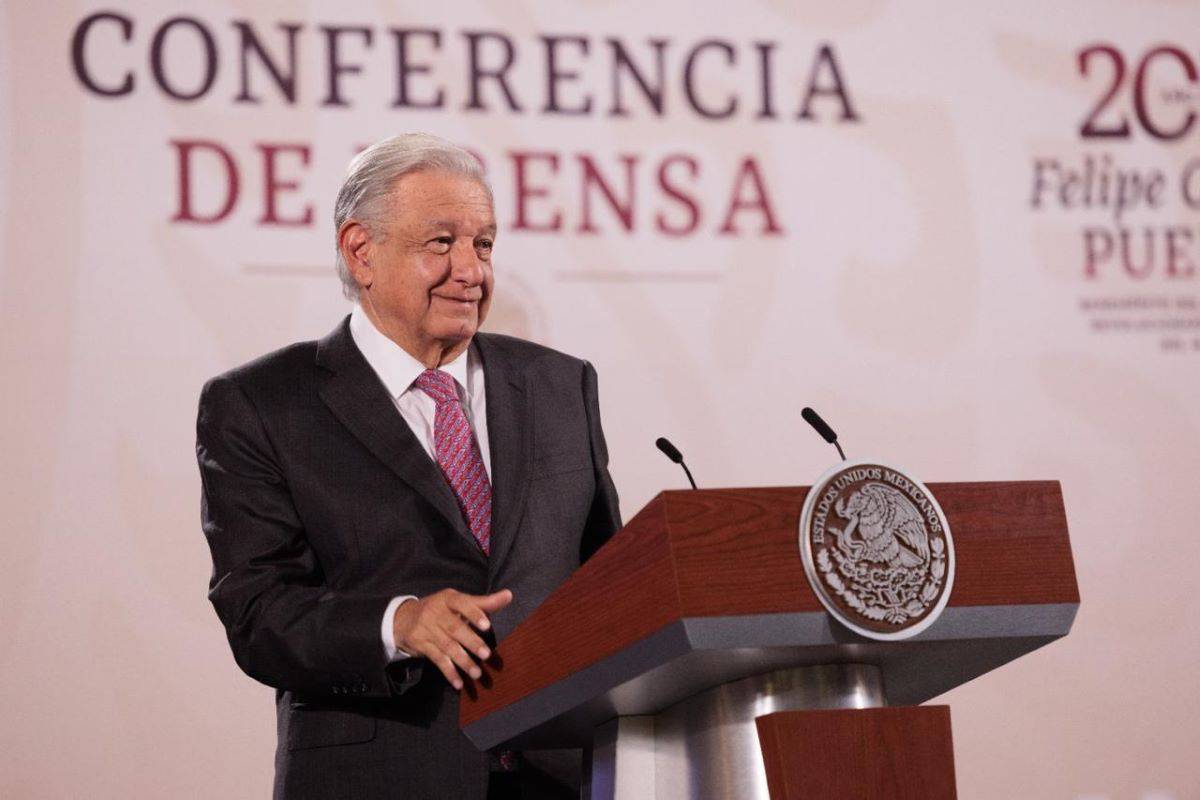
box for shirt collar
[349,304,471,400]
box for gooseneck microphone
[655,437,698,489]
[801,407,846,461]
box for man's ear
[338,220,374,290]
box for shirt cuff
[382,595,418,662]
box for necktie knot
[414,369,459,406]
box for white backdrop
[2,2,1198,798]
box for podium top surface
[459,481,1079,749]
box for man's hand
[392,588,513,690]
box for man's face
[361,169,496,358]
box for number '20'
[1078,44,1197,140]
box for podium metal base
[585,663,886,800]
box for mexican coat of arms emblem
[799,460,955,640]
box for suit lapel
[315,316,479,554]
[474,333,532,576]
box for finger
[446,617,490,660]
[425,647,464,690]
[473,589,514,617]
[447,595,496,635]
[441,637,482,681]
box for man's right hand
[392,588,514,690]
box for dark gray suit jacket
[196,316,621,799]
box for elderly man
[196,133,621,799]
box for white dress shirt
[348,304,491,662]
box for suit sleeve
[196,375,421,699]
[580,361,622,562]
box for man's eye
[430,237,452,252]
[475,239,494,253]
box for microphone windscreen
[801,407,839,443]
[655,437,684,463]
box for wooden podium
[459,482,1079,799]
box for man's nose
[448,239,484,285]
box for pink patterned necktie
[414,369,492,556]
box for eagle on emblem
[832,482,930,569]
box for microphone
[655,437,698,489]
[801,407,846,461]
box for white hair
[333,133,491,300]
